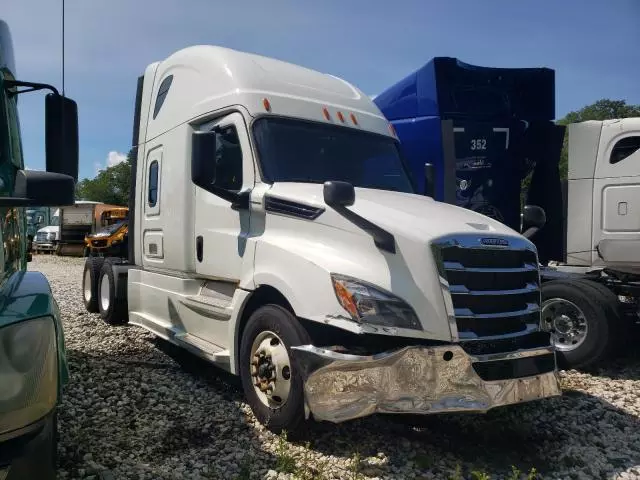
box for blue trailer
[374,57,566,263]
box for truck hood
[36,226,59,234]
[266,183,523,243]
[257,183,535,342]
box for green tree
[76,148,134,205]
[557,99,640,179]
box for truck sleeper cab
[537,118,640,369]
[82,45,560,433]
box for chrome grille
[35,232,48,242]
[432,234,541,341]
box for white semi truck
[539,118,640,369]
[81,45,561,433]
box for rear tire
[541,279,615,370]
[98,260,128,325]
[239,305,311,435]
[82,257,105,313]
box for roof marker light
[322,107,331,121]
[263,98,271,112]
[350,113,358,125]
[337,111,345,123]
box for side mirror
[45,94,79,182]
[191,130,249,209]
[521,204,546,239]
[323,181,355,207]
[424,163,435,198]
[522,204,546,230]
[10,170,75,207]
[191,130,218,188]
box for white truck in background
[33,208,60,253]
[34,201,101,254]
[539,118,640,369]
[81,45,560,433]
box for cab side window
[610,136,640,165]
[212,125,243,191]
[148,160,159,207]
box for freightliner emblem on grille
[480,237,509,247]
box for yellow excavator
[83,207,129,257]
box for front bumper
[291,344,561,423]
[33,242,56,251]
[0,410,56,480]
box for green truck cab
[0,20,78,479]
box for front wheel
[239,305,311,435]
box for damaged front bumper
[291,343,561,424]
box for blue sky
[4,0,640,180]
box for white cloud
[107,151,127,167]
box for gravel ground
[29,255,640,480]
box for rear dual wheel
[82,257,105,313]
[97,260,128,325]
[82,257,128,325]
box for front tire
[97,260,128,325]
[239,305,311,435]
[82,257,105,313]
[541,279,615,370]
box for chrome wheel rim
[541,298,589,351]
[100,273,110,312]
[83,269,92,303]
[249,330,291,409]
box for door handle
[196,236,203,262]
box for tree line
[76,99,640,205]
[76,148,134,205]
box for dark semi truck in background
[375,57,640,370]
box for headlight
[331,274,422,330]
[0,317,58,434]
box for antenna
[62,0,65,96]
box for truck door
[592,125,640,265]
[194,112,254,281]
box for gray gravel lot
[30,255,640,480]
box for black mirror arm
[522,226,539,239]
[204,184,250,210]
[333,205,396,254]
[231,190,250,210]
[4,80,60,97]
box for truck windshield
[252,117,415,194]
[97,221,126,235]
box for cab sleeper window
[152,75,173,119]
[148,160,159,206]
[610,136,640,165]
